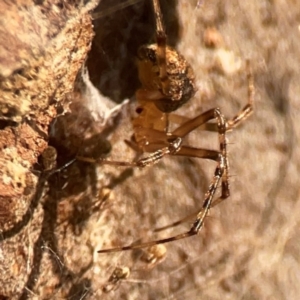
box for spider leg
[137,142,223,167]
[169,113,217,132]
[76,144,219,169]
[227,60,254,130]
[152,0,170,95]
[169,61,254,133]
[77,107,230,189]
[97,153,225,253]
[153,147,230,233]
[153,211,198,233]
[171,107,230,199]
[155,116,230,232]
[76,137,182,168]
[175,146,219,161]
[172,108,217,137]
[153,192,225,233]
[170,113,218,132]
[45,158,76,177]
[170,66,253,197]
[97,109,228,252]
[176,146,229,199]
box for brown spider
[78,0,254,252]
[102,244,167,292]
[102,266,131,293]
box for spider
[102,244,167,292]
[102,266,131,293]
[78,0,254,252]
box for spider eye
[136,107,144,114]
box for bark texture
[1,0,300,299]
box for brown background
[1,0,300,299]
